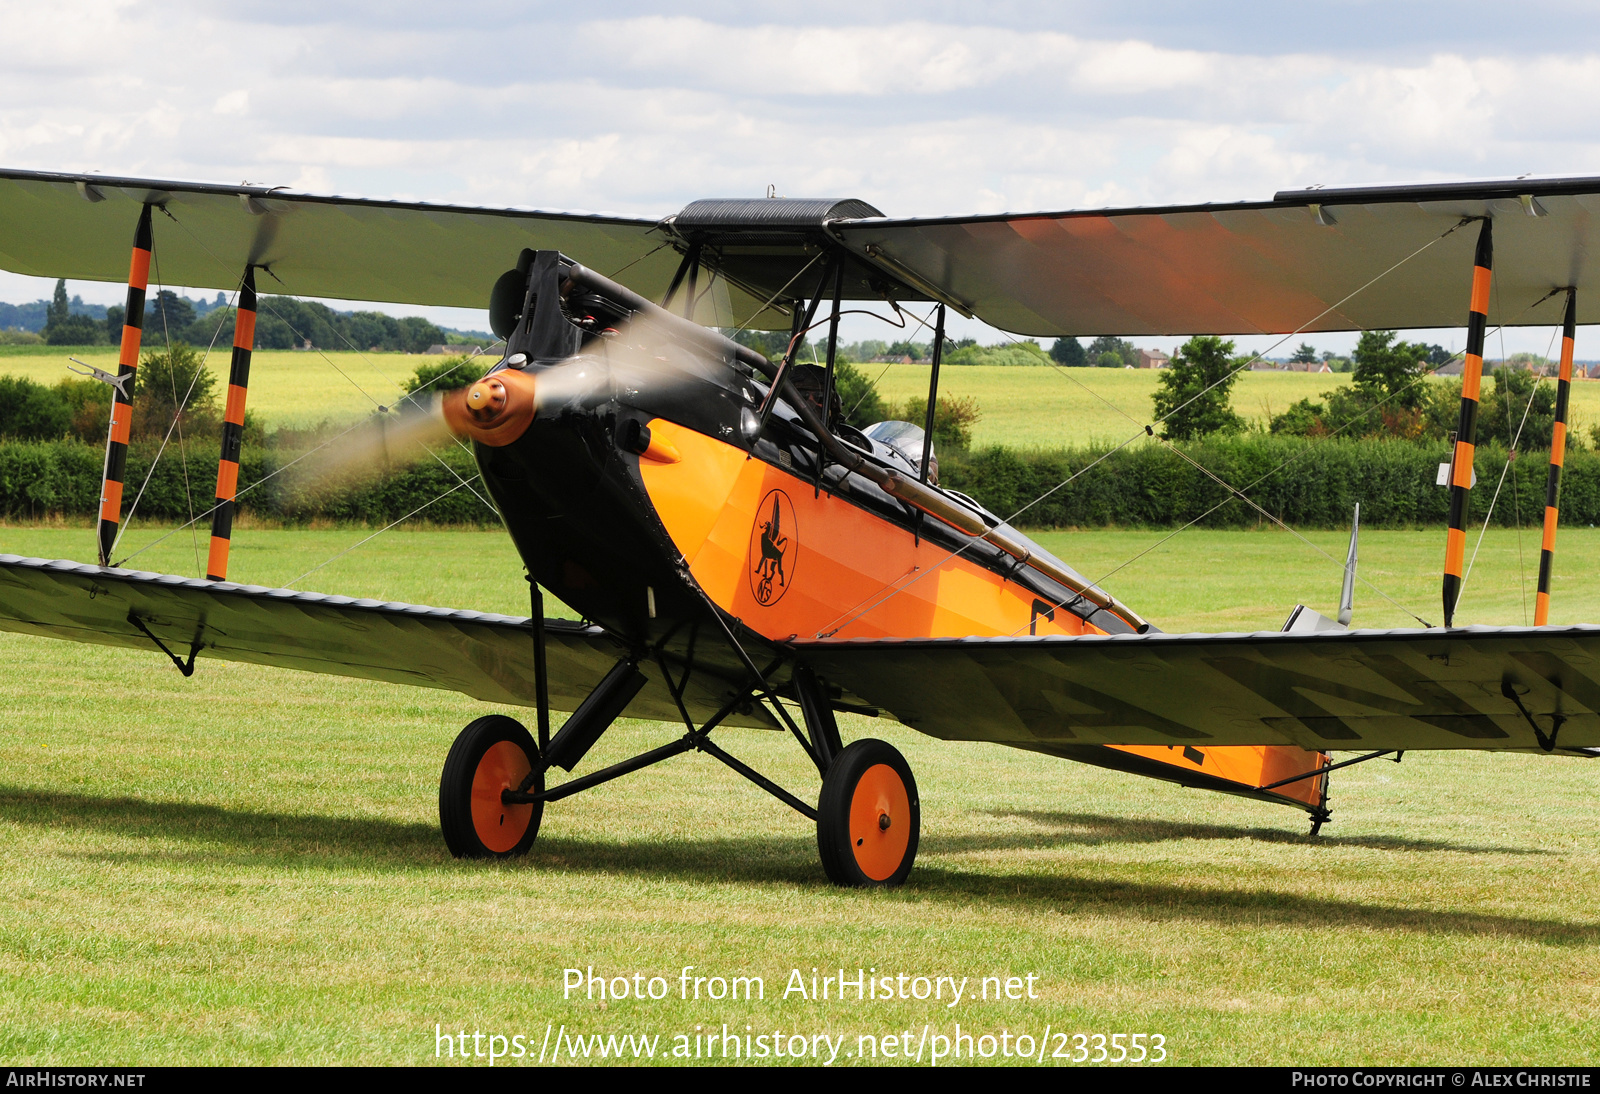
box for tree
[1290,342,1318,365]
[1478,365,1556,450]
[898,393,982,451]
[833,360,888,427]
[43,313,105,345]
[142,290,198,343]
[0,376,71,439]
[398,316,448,355]
[884,340,927,360]
[1151,335,1245,440]
[1087,335,1136,368]
[1352,329,1428,409]
[42,279,104,344]
[404,356,481,395]
[47,279,68,328]
[1050,337,1087,366]
[133,343,218,440]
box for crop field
[0,345,440,429]
[12,345,1600,449]
[1,522,1597,1065]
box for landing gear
[816,739,920,888]
[434,658,922,887]
[439,715,544,859]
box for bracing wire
[283,478,476,589]
[152,209,501,577]
[816,265,1564,637]
[110,245,239,561]
[1460,322,1559,609]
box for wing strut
[98,203,154,566]
[919,304,946,483]
[1442,218,1494,627]
[205,265,257,580]
[1536,289,1578,625]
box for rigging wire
[113,414,374,568]
[283,477,477,589]
[1459,321,1558,611]
[605,241,669,283]
[153,246,200,572]
[110,246,239,563]
[160,209,499,523]
[815,275,1565,638]
[727,252,824,341]
[1004,287,1569,632]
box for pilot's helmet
[789,364,842,423]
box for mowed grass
[1,523,1598,1066]
[14,344,1600,448]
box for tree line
[1151,330,1563,450]
[9,279,455,353]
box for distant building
[1135,348,1170,369]
[427,344,484,355]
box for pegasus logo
[749,489,797,606]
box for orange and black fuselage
[471,352,1328,814]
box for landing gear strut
[435,646,923,887]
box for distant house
[868,354,917,365]
[1135,348,1170,369]
[427,344,484,355]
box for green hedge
[943,436,1583,529]
[0,435,1584,530]
[0,440,496,525]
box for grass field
[13,344,1600,449]
[1,522,1598,1066]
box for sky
[5,1,1600,354]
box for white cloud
[3,2,1600,354]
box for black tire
[439,715,543,859]
[816,739,920,887]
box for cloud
[4,2,1600,354]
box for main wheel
[439,715,543,859]
[816,739,920,887]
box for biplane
[1,166,1599,887]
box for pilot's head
[789,364,842,426]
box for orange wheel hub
[470,739,534,853]
[847,763,911,881]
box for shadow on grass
[4,786,1593,943]
[970,809,1554,856]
